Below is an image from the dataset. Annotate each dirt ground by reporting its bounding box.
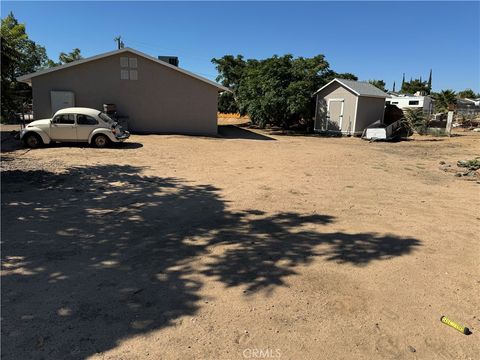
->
[1,123,479,360]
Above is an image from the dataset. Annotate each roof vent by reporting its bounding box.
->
[158,56,179,67]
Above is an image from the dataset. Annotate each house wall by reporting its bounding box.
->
[315,82,357,133]
[31,51,219,135]
[355,97,386,133]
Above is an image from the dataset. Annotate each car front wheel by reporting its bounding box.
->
[23,133,42,148]
[93,134,109,148]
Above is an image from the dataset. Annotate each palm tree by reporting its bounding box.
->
[433,90,457,113]
[402,108,428,135]
[58,48,83,64]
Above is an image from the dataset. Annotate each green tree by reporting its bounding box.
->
[236,54,333,129]
[213,53,357,128]
[58,48,83,64]
[1,12,49,121]
[1,35,20,120]
[458,89,478,99]
[427,69,432,92]
[45,48,84,68]
[332,72,358,81]
[401,78,429,95]
[368,79,386,92]
[45,59,59,68]
[432,90,457,113]
[211,55,246,113]
[402,108,428,135]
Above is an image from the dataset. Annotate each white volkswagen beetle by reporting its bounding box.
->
[20,107,130,148]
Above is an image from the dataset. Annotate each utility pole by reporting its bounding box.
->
[114,36,124,49]
[427,69,432,92]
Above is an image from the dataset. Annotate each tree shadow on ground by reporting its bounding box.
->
[1,165,420,359]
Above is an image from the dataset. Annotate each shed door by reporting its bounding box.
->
[50,91,75,115]
[327,99,344,131]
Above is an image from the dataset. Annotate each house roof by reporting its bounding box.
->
[17,47,230,92]
[314,78,389,98]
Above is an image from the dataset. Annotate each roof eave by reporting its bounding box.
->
[359,94,390,99]
[17,76,32,84]
[313,78,389,98]
[313,78,361,96]
[218,86,231,93]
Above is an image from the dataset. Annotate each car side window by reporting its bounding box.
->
[53,114,75,124]
[77,114,98,125]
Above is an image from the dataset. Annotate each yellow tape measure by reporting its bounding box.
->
[440,316,471,335]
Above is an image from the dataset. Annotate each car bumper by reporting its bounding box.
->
[115,131,130,141]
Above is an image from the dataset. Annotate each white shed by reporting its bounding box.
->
[314,79,389,135]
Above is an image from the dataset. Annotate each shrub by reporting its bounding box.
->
[401,108,429,135]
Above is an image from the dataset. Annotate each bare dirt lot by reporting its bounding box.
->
[2,124,479,359]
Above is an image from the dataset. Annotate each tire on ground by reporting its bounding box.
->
[92,134,110,148]
[23,133,43,148]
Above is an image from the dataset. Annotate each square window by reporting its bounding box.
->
[129,57,138,68]
[120,69,129,80]
[129,70,138,80]
[120,57,129,67]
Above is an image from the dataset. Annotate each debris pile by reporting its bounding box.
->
[439,157,480,180]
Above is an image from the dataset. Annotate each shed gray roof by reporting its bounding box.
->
[314,78,389,98]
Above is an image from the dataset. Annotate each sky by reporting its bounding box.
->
[2,1,479,92]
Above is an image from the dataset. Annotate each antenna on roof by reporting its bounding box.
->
[114,36,124,50]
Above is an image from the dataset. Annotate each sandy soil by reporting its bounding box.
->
[1,124,479,360]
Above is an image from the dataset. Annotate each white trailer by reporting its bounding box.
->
[362,120,403,141]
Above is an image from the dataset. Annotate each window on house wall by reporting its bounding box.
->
[120,56,138,80]
[129,57,138,68]
[120,57,129,67]
[408,100,419,105]
[120,69,129,80]
[391,101,398,104]
[129,70,138,80]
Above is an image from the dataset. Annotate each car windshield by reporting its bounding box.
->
[98,112,115,124]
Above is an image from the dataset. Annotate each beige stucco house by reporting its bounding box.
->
[17,48,229,135]
[314,78,388,135]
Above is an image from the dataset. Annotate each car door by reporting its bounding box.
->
[76,114,99,141]
[50,114,77,141]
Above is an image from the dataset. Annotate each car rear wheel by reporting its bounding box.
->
[93,134,109,148]
[23,133,42,148]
